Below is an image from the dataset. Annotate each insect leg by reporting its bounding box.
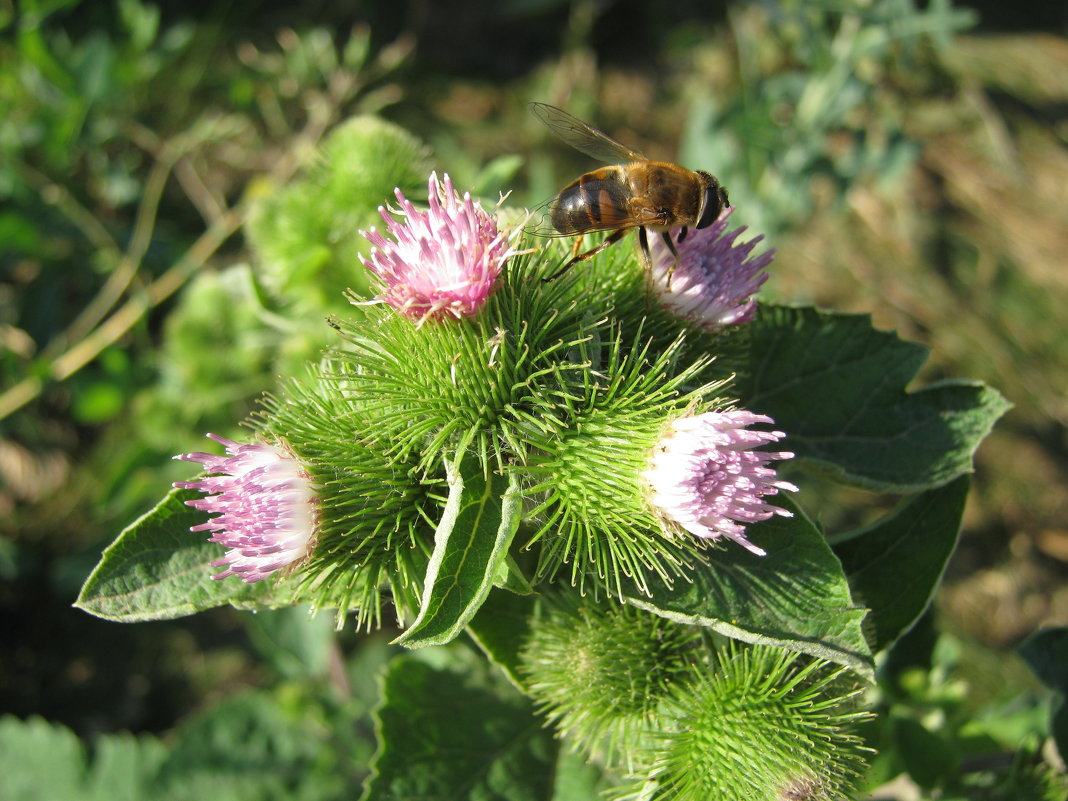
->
[660,230,682,290]
[638,226,651,268]
[570,234,585,259]
[542,229,627,282]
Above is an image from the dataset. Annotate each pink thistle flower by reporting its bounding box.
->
[360,172,514,324]
[643,411,798,556]
[649,208,775,330]
[174,434,317,582]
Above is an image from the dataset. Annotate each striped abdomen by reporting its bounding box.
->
[548,163,709,235]
[549,166,636,234]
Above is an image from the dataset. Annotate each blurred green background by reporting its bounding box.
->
[2,0,1066,797]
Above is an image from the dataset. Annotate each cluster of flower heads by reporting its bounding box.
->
[176,173,793,586]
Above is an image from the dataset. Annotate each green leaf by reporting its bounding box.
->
[117,0,161,53]
[1019,627,1068,695]
[72,378,126,424]
[0,715,86,801]
[467,588,539,690]
[737,306,1010,492]
[85,730,169,801]
[394,458,523,648]
[471,153,524,198]
[0,715,167,801]
[893,716,959,790]
[243,604,337,681]
[74,487,271,621]
[833,477,970,653]
[496,553,536,596]
[362,652,555,801]
[156,690,337,800]
[551,748,610,800]
[625,497,873,679]
[1018,627,1068,760]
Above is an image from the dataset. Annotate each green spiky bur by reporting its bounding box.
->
[328,245,737,600]
[119,227,748,632]
[519,331,731,597]
[246,116,433,313]
[631,644,872,801]
[519,600,872,800]
[519,596,703,769]
[255,366,444,629]
[331,247,600,471]
[190,235,737,628]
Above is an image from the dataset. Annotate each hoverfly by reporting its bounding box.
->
[529,102,729,282]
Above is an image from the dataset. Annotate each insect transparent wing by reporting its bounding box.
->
[530,102,646,165]
[523,203,572,238]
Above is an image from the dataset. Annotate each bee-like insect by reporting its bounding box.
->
[529,102,729,282]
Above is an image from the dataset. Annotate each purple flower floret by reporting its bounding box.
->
[174,434,317,582]
[649,208,775,330]
[643,411,798,556]
[360,172,513,324]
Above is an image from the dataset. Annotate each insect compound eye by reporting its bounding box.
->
[695,173,727,229]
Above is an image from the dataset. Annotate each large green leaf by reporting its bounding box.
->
[833,476,970,653]
[737,306,1009,492]
[74,487,274,621]
[362,653,555,801]
[625,497,873,678]
[395,457,523,648]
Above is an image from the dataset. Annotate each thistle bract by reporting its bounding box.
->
[520,599,701,767]
[360,171,513,323]
[644,410,797,556]
[636,644,870,801]
[174,434,317,582]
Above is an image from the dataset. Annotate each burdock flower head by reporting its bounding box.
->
[650,208,774,330]
[360,171,513,324]
[174,434,317,582]
[644,411,798,556]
